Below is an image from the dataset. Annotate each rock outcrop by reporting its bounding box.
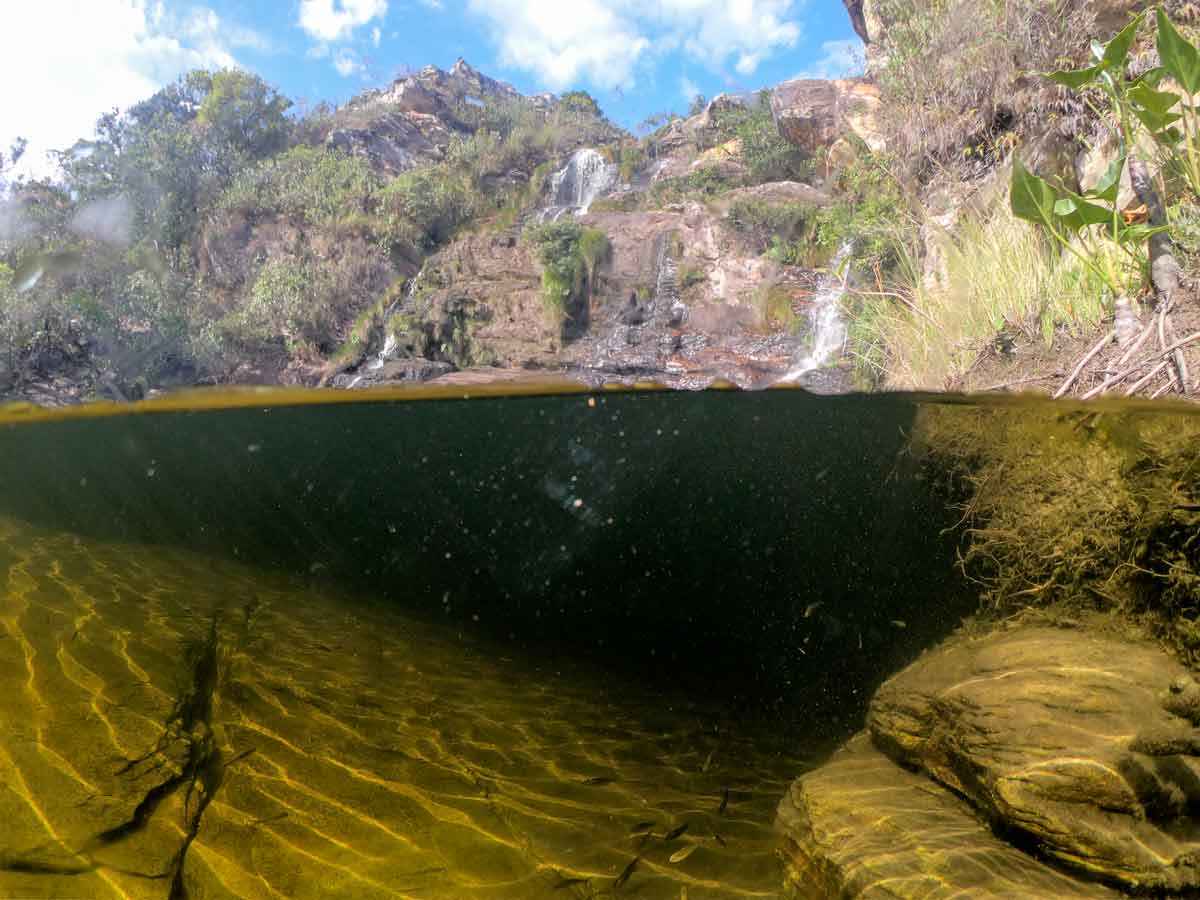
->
[779,625,1200,896]
[778,733,1120,898]
[770,79,884,155]
[325,59,555,176]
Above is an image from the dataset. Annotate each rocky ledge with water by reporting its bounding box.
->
[778,622,1200,897]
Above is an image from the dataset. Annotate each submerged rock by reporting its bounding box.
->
[868,626,1200,892]
[781,624,1200,895]
[777,732,1120,898]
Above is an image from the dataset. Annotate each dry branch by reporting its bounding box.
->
[1054,330,1114,399]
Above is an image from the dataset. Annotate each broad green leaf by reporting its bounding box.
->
[1053,194,1112,232]
[1116,222,1171,244]
[1128,80,1182,116]
[1010,158,1060,229]
[1086,154,1125,204]
[1157,7,1200,96]
[1101,13,1144,71]
[1133,65,1168,88]
[1131,103,1183,137]
[1046,65,1102,90]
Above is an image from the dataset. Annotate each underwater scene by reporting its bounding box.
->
[0,384,1196,900]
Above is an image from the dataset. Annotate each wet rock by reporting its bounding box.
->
[869,626,1200,892]
[777,733,1120,899]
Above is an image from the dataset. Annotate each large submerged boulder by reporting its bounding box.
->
[778,733,1120,898]
[780,625,1200,896]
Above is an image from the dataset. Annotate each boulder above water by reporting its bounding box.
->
[780,624,1200,896]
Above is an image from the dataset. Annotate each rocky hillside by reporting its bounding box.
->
[0,48,884,404]
[4,0,1198,404]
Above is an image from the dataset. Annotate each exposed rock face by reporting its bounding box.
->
[867,626,1200,892]
[346,185,845,390]
[777,733,1120,898]
[770,79,884,155]
[324,59,536,175]
[780,625,1200,896]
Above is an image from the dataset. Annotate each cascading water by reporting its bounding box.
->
[781,241,853,380]
[537,148,618,221]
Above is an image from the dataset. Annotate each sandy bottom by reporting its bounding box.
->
[0,516,810,900]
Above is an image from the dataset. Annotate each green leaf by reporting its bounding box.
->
[1101,13,1144,71]
[1046,65,1102,90]
[1133,65,1169,88]
[1115,222,1172,245]
[1157,7,1200,96]
[1086,154,1125,204]
[1128,80,1180,115]
[1053,194,1112,232]
[1131,103,1183,137]
[1010,158,1060,230]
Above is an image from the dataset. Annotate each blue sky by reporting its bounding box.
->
[2,0,863,178]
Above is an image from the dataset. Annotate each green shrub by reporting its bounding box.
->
[218,145,381,225]
[814,146,911,273]
[526,222,610,329]
[727,198,820,256]
[847,211,1105,389]
[378,167,475,254]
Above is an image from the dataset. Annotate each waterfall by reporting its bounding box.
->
[782,241,852,380]
[538,149,617,221]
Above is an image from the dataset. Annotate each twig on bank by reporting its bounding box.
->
[1167,316,1192,393]
[982,373,1062,391]
[1054,330,1115,399]
[1151,378,1175,399]
[1080,332,1200,399]
[1124,360,1168,396]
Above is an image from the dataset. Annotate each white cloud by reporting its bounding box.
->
[418,0,444,9]
[679,76,701,104]
[371,26,382,47]
[467,0,801,91]
[333,49,366,77]
[0,1,249,181]
[794,38,865,79]
[298,0,387,42]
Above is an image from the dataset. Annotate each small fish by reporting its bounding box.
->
[580,775,614,786]
[891,619,907,629]
[663,823,688,841]
[630,821,655,834]
[668,844,699,863]
[552,872,590,890]
[613,855,640,889]
[803,601,823,618]
[701,749,714,772]
[718,787,729,815]
[711,831,727,847]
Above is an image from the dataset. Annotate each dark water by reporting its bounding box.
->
[0,383,1099,899]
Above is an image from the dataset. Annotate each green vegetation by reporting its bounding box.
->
[0,62,624,394]
[526,222,610,331]
[848,211,1103,388]
[707,93,812,183]
[727,197,823,265]
[752,284,801,333]
[218,146,381,225]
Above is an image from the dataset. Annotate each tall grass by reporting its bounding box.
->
[848,211,1108,389]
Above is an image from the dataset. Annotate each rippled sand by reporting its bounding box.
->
[0,517,809,899]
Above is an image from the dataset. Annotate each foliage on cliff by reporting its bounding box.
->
[0,65,619,396]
